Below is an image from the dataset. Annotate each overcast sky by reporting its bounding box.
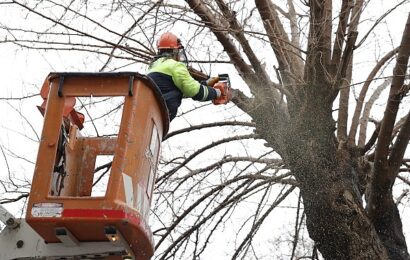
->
[0,1,409,257]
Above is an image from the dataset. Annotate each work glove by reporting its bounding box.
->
[206,76,220,87]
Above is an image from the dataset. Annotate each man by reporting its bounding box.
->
[147,32,223,121]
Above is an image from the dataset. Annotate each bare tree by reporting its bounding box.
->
[179,1,410,259]
[1,1,410,259]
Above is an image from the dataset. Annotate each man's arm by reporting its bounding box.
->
[172,62,219,101]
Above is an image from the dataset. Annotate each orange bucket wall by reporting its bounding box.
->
[25,72,169,259]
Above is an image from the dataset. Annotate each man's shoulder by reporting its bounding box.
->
[163,58,185,67]
[149,58,188,78]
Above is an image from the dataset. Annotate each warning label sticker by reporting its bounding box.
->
[31,203,63,218]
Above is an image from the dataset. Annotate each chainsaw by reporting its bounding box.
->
[212,74,231,105]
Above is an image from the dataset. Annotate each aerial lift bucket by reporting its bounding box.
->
[25,72,169,259]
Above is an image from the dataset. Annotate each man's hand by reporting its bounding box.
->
[206,76,219,87]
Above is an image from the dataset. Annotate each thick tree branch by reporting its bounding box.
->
[336,31,357,86]
[367,14,410,259]
[337,60,353,141]
[286,0,302,55]
[255,0,304,98]
[349,48,399,146]
[362,122,381,154]
[304,0,332,87]
[358,79,392,147]
[290,191,304,260]
[389,112,410,176]
[333,0,363,100]
[373,14,410,185]
[331,0,352,73]
[348,0,364,32]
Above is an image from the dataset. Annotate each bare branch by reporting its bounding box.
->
[231,186,296,259]
[185,0,261,88]
[99,0,164,71]
[358,79,392,147]
[158,178,293,259]
[154,175,252,249]
[337,60,353,141]
[373,14,410,184]
[286,0,302,54]
[290,191,303,260]
[11,0,151,60]
[0,193,29,204]
[362,121,381,154]
[0,93,39,101]
[350,48,399,146]
[157,133,259,184]
[356,0,409,48]
[389,111,410,175]
[164,120,256,140]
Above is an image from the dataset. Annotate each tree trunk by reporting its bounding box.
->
[300,175,388,259]
[294,162,389,259]
[257,93,391,259]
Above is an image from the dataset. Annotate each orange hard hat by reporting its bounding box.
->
[157,32,182,49]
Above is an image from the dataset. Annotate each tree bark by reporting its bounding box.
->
[367,13,410,260]
[282,94,389,259]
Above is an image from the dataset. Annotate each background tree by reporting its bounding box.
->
[0,1,410,259]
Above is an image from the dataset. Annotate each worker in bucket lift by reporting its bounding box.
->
[147,32,226,121]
